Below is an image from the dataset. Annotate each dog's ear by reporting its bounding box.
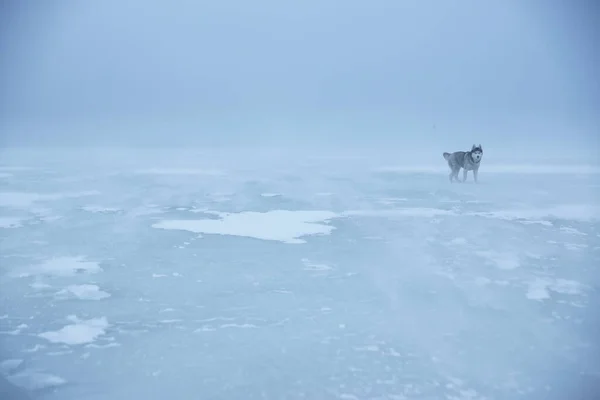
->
[472,144,476,150]
[478,144,482,150]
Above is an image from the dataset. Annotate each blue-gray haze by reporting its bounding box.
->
[1,0,598,156]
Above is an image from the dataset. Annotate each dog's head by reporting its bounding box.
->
[471,144,483,162]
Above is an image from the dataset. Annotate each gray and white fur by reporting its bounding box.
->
[443,144,483,183]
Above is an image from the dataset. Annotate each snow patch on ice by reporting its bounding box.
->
[476,250,520,270]
[0,359,23,374]
[472,205,600,223]
[6,370,67,391]
[23,344,45,353]
[56,284,110,300]
[301,258,333,271]
[1,324,28,335]
[38,316,109,345]
[0,217,25,228]
[448,237,468,246]
[81,205,120,213]
[134,168,225,176]
[0,190,99,208]
[526,280,552,301]
[30,206,57,219]
[377,197,409,205]
[194,322,258,332]
[0,166,33,171]
[16,256,102,278]
[526,278,586,301]
[344,208,455,218]
[125,204,164,218]
[30,281,52,290]
[564,243,588,251]
[559,226,587,236]
[153,210,337,244]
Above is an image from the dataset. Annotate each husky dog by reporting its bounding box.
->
[443,144,483,183]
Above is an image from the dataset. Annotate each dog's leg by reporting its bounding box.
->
[450,167,459,183]
[448,164,456,183]
[473,168,478,183]
[462,169,468,183]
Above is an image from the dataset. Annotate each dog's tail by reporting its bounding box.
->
[443,152,451,161]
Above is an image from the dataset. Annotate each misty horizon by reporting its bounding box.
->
[1,0,598,153]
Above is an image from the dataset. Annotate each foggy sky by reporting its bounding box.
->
[0,0,598,151]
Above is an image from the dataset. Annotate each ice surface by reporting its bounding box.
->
[1,149,599,400]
